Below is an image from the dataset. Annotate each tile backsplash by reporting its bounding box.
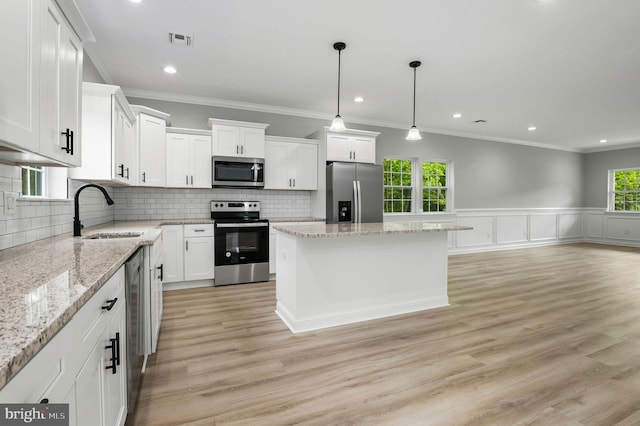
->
[1,161,312,251]
[0,164,115,250]
[113,187,311,220]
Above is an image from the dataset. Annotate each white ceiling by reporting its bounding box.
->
[75,0,640,152]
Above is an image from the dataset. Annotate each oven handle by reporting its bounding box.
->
[215,223,269,228]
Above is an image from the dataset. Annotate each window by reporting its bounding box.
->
[610,168,640,212]
[422,161,448,212]
[383,159,413,213]
[383,158,451,214]
[21,166,44,197]
[20,166,68,199]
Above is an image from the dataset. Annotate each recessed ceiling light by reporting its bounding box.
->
[353,96,364,103]
[600,139,608,143]
[163,65,177,74]
[452,113,462,119]
[528,126,537,131]
[130,0,141,3]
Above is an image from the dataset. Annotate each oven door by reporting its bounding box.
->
[213,156,264,188]
[214,222,269,266]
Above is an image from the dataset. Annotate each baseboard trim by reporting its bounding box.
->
[163,279,214,291]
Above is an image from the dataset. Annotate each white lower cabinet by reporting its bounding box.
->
[146,238,164,354]
[162,224,215,284]
[0,266,127,426]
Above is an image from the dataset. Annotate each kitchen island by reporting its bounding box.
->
[273,221,472,333]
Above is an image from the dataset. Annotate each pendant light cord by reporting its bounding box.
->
[412,66,417,127]
[337,49,342,116]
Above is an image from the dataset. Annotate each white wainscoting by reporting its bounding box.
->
[583,211,640,247]
[384,208,640,254]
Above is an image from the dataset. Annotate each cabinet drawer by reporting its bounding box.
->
[184,224,214,237]
[73,267,125,366]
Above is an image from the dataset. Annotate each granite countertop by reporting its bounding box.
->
[0,219,213,390]
[272,221,473,238]
[266,217,325,223]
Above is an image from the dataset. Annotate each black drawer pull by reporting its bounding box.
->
[157,264,164,281]
[102,297,118,311]
[105,338,117,374]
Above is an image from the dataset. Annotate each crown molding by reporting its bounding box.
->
[582,140,640,153]
[119,87,640,154]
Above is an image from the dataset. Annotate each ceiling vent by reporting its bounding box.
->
[474,119,487,124]
[169,32,193,47]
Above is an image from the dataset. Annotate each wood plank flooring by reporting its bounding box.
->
[127,243,640,426]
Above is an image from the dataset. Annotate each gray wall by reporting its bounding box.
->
[82,52,106,84]
[128,97,585,209]
[583,147,640,208]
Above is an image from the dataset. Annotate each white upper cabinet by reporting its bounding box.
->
[264,136,318,190]
[39,0,83,166]
[166,128,212,189]
[69,83,137,185]
[0,0,40,154]
[131,106,170,187]
[0,0,90,166]
[208,118,269,159]
[326,133,376,164]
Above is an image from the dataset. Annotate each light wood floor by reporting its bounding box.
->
[127,243,640,426]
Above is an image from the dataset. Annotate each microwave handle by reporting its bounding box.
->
[253,164,258,183]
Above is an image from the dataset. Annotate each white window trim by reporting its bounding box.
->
[608,167,640,213]
[383,157,454,215]
[20,166,69,200]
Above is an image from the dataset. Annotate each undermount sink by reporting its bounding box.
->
[83,232,144,240]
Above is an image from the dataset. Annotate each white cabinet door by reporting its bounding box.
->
[264,141,290,189]
[112,101,129,184]
[0,0,40,153]
[351,136,376,164]
[190,135,212,188]
[326,133,352,162]
[75,338,105,426]
[292,143,318,190]
[166,134,190,188]
[57,18,82,166]
[138,113,167,187]
[212,125,240,156]
[184,237,215,281]
[39,0,82,166]
[149,240,164,353]
[241,127,265,158]
[123,116,137,185]
[102,301,127,426]
[161,225,184,283]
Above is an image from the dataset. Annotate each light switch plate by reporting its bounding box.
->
[3,191,18,215]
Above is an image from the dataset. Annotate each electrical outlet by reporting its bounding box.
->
[3,191,19,215]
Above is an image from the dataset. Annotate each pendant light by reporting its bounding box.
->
[406,60,422,141]
[330,42,347,132]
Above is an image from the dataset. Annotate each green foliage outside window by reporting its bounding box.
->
[613,169,640,211]
[423,162,447,212]
[383,159,412,213]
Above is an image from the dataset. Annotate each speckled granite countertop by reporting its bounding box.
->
[266,217,325,223]
[273,221,472,238]
[0,219,213,390]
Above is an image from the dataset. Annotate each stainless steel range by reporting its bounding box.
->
[211,201,269,286]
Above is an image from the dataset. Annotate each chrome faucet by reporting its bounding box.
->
[74,183,114,237]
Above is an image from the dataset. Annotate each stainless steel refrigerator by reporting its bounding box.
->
[326,162,383,224]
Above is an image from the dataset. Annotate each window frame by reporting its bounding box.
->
[20,166,69,200]
[383,157,417,214]
[21,166,45,198]
[383,157,453,215]
[608,167,640,213]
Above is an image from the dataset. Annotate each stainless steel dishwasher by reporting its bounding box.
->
[125,247,145,412]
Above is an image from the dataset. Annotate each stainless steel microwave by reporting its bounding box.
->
[212,156,264,188]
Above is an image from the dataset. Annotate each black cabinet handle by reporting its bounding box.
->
[157,264,164,281]
[61,129,72,154]
[142,172,146,183]
[105,337,117,374]
[118,164,125,177]
[115,332,121,366]
[69,130,74,155]
[102,297,118,311]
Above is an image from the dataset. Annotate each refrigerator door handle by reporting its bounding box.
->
[356,180,362,223]
[353,180,359,223]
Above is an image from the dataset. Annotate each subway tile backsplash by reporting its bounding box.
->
[1,162,311,251]
[113,187,311,220]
